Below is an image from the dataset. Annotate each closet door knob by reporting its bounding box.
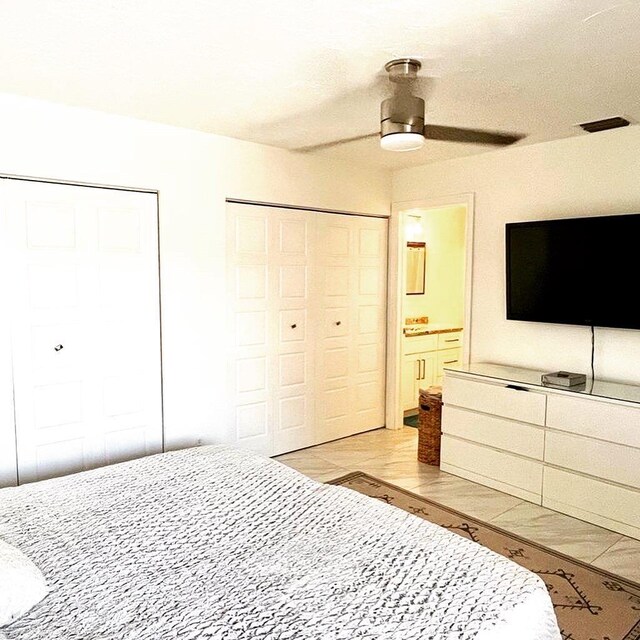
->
[335,321,341,326]
[291,323,297,329]
[54,344,64,352]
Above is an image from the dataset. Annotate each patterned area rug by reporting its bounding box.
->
[329,472,640,640]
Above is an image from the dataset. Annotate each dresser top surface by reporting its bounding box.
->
[445,362,640,406]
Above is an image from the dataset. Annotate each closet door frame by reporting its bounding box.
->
[0,205,17,486]
[226,199,389,456]
[0,174,164,487]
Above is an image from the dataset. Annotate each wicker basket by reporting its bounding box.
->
[417,386,443,466]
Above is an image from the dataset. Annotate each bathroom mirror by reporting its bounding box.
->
[406,242,426,295]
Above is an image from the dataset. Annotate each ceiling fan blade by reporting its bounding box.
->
[294,132,379,152]
[423,124,524,146]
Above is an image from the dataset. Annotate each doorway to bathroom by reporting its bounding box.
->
[386,194,474,431]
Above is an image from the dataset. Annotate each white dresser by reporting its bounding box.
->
[441,363,640,540]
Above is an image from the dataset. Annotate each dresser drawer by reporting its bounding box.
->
[442,405,544,459]
[546,395,640,448]
[438,331,462,350]
[443,375,546,425]
[545,431,640,489]
[543,467,640,537]
[441,435,543,501]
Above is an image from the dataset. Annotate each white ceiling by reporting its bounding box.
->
[1,0,639,169]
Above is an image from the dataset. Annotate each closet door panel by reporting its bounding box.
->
[227,207,271,454]
[350,218,387,433]
[0,376,17,486]
[270,211,315,455]
[315,214,352,442]
[7,188,99,480]
[315,214,387,443]
[0,208,18,485]
[3,180,162,483]
[226,204,316,456]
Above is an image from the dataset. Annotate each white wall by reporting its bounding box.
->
[0,92,390,451]
[393,126,640,384]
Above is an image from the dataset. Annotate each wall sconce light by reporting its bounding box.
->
[406,215,423,241]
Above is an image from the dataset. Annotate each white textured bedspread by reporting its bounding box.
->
[0,445,560,639]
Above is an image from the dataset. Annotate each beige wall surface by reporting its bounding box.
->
[0,92,391,450]
[393,126,640,384]
[402,205,466,327]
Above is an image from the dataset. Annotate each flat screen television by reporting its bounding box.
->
[506,213,640,330]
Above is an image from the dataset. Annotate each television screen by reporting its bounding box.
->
[506,213,640,330]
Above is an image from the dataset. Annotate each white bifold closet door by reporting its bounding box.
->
[315,213,387,443]
[0,179,163,484]
[227,202,387,457]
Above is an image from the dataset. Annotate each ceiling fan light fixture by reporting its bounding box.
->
[380,132,425,152]
[300,57,526,154]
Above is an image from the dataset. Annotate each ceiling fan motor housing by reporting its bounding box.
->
[381,58,425,140]
[380,95,425,137]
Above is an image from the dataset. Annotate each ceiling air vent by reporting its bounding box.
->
[578,116,630,133]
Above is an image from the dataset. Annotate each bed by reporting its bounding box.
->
[0,445,560,639]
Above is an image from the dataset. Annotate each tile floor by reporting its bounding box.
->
[274,426,640,583]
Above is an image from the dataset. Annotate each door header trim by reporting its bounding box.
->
[1,173,157,195]
[226,198,389,219]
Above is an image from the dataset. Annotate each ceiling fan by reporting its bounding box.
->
[301,58,525,152]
